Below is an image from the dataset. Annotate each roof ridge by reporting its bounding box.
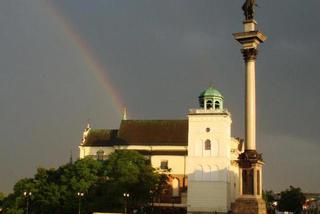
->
[121,119,187,122]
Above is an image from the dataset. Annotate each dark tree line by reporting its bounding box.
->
[278,186,306,213]
[264,186,306,214]
[1,150,168,214]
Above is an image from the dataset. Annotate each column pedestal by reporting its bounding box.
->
[232,197,266,214]
[232,150,266,214]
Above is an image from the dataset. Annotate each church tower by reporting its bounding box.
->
[187,86,236,213]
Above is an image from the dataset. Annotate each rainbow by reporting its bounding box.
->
[45,1,125,116]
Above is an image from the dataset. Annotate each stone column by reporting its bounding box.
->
[232,18,267,214]
[243,48,258,151]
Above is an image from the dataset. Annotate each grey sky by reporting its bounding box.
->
[0,0,319,193]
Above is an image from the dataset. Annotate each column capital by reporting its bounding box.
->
[241,48,258,61]
[238,150,263,168]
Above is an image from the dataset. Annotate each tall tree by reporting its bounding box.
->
[263,190,276,214]
[1,151,168,214]
[1,178,35,214]
[100,150,168,212]
[0,192,5,206]
[278,186,306,213]
[56,157,103,213]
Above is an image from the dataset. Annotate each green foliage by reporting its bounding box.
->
[1,151,167,214]
[0,192,5,210]
[86,150,167,212]
[0,192,5,200]
[1,178,34,214]
[263,190,276,214]
[278,186,306,213]
[263,190,275,204]
[0,192,5,205]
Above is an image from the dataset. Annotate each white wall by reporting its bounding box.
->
[79,146,115,159]
[151,155,186,175]
[187,111,237,213]
[188,181,229,213]
[79,145,187,176]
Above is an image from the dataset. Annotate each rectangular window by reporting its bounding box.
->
[160,160,168,169]
[97,150,104,161]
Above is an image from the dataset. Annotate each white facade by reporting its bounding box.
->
[186,108,240,213]
[79,145,187,176]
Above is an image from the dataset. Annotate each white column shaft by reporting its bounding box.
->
[245,59,256,150]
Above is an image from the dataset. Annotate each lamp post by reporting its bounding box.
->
[23,191,32,214]
[171,197,175,214]
[77,192,84,214]
[272,201,278,213]
[149,190,154,214]
[123,192,130,214]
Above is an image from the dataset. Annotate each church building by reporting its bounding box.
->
[79,86,243,213]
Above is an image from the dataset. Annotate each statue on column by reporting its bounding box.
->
[242,0,257,20]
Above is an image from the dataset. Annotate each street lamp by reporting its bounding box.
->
[171,197,175,214]
[23,191,32,214]
[77,192,84,214]
[149,190,154,213]
[272,201,278,213]
[123,192,130,214]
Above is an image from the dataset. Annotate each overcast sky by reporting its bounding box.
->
[0,0,319,193]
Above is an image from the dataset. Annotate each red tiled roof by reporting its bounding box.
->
[83,120,188,147]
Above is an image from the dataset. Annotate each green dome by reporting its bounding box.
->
[199,86,223,98]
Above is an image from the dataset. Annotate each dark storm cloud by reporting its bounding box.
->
[0,0,319,193]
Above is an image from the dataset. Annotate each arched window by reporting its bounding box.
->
[206,100,213,109]
[215,101,220,110]
[96,150,104,161]
[205,139,211,150]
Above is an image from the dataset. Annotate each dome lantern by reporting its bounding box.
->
[199,86,224,110]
